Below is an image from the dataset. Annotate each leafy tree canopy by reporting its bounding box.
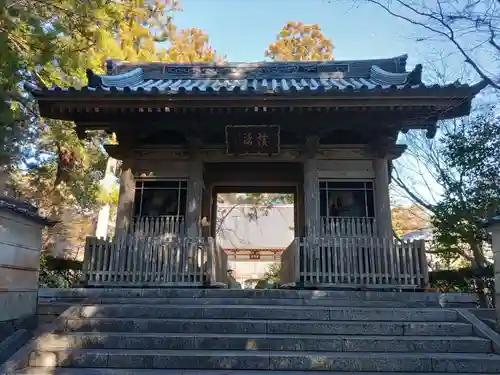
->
[265,22,334,61]
[392,204,430,237]
[432,109,500,268]
[2,0,219,255]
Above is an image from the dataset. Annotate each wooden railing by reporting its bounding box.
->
[280,239,300,287]
[280,237,429,289]
[130,216,185,236]
[206,239,229,288]
[320,216,377,237]
[83,234,227,287]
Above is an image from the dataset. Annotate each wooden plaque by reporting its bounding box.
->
[225,125,280,156]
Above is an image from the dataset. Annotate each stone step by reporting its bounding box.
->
[38,297,84,303]
[12,369,499,375]
[36,299,435,318]
[483,318,498,332]
[471,309,496,320]
[38,304,70,315]
[38,332,492,353]
[61,297,436,308]
[59,318,474,336]
[37,288,476,306]
[0,329,33,364]
[71,304,459,322]
[28,349,500,372]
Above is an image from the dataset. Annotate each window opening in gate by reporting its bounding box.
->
[319,181,375,237]
[319,181,374,218]
[132,179,188,235]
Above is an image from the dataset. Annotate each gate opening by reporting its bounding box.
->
[215,192,295,289]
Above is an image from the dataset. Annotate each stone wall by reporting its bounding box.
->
[491,225,500,326]
[486,217,500,328]
[0,210,44,336]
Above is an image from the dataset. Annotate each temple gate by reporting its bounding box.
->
[27,54,484,289]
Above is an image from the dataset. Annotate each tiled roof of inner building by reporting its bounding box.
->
[0,197,56,225]
[26,54,485,97]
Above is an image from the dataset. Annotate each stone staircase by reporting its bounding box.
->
[5,288,500,374]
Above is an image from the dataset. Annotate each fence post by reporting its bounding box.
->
[294,238,300,285]
[82,237,95,285]
[205,237,215,286]
[485,218,500,327]
[419,240,430,288]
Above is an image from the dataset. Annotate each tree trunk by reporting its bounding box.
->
[45,187,63,255]
[470,241,489,308]
[474,275,489,308]
[0,165,11,197]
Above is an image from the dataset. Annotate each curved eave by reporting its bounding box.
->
[28,60,417,96]
[104,144,121,159]
[0,198,57,226]
[28,82,483,100]
[485,215,500,229]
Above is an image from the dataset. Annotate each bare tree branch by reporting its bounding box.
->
[392,166,436,212]
[348,0,499,90]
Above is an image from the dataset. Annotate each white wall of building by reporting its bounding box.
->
[0,211,43,323]
[228,261,278,285]
[217,204,294,249]
[217,203,294,283]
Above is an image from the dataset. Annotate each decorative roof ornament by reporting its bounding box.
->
[101,54,409,81]
[106,59,115,75]
[406,64,423,87]
[86,69,101,88]
[77,55,423,94]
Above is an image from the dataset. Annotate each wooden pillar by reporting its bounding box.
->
[95,158,118,239]
[115,161,135,235]
[303,136,320,238]
[186,138,204,238]
[200,184,213,237]
[373,158,392,238]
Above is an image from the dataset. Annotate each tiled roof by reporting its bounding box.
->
[484,214,500,228]
[84,65,416,94]
[25,54,486,97]
[87,55,416,94]
[0,197,56,226]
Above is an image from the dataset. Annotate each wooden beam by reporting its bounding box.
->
[365,128,400,158]
[186,136,203,157]
[304,135,321,158]
[38,95,464,109]
[48,105,447,129]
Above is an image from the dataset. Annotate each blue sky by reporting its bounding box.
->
[171,0,498,208]
[173,0,421,65]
